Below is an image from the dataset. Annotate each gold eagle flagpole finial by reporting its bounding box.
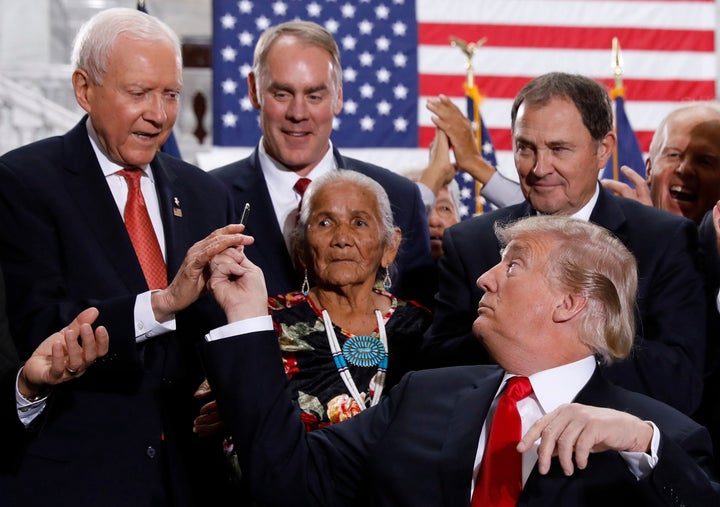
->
[450,37,487,89]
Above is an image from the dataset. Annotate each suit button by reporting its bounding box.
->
[146,446,157,459]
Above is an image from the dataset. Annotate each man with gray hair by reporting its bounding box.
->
[201,215,720,506]
[0,8,247,506]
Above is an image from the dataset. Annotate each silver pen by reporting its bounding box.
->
[239,202,251,226]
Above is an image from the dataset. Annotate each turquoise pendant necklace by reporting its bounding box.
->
[322,309,388,409]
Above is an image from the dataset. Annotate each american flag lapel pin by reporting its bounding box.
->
[173,197,183,217]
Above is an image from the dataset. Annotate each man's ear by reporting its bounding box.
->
[247,72,261,110]
[333,83,344,116]
[552,292,587,323]
[72,69,92,114]
[595,131,616,169]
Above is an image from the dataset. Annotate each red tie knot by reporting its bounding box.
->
[117,167,143,185]
[293,177,312,198]
[504,376,533,403]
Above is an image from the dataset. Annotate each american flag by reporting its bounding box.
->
[211,0,716,185]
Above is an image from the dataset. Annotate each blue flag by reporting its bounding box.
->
[137,0,183,160]
[212,0,419,148]
[602,95,645,183]
[454,88,498,219]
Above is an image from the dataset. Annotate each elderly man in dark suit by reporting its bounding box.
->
[0,8,249,507]
[201,215,719,506]
[211,21,434,306]
[422,72,706,417]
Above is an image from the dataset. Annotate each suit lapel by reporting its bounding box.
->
[439,369,504,506]
[61,120,147,292]
[588,186,626,237]
[151,155,186,278]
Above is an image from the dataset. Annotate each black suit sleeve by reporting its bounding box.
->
[204,331,401,507]
[0,267,32,468]
[643,428,720,505]
[420,216,500,367]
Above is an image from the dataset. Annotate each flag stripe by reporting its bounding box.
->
[418,46,715,80]
[419,75,716,102]
[416,0,714,29]
[419,24,714,52]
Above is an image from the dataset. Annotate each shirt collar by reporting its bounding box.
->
[257,137,337,191]
[501,355,597,414]
[571,183,600,221]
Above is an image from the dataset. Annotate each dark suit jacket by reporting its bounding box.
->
[211,147,435,306]
[0,119,235,507]
[0,268,28,469]
[204,331,719,507]
[422,187,707,415]
[697,210,720,471]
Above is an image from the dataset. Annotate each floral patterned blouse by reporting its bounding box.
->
[269,289,432,431]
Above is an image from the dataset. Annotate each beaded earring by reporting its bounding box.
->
[301,269,310,296]
[382,267,392,291]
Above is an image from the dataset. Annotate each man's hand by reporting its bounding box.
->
[151,224,255,321]
[600,165,653,206]
[426,94,498,184]
[419,128,456,195]
[517,403,654,476]
[18,307,109,398]
[207,246,268,322]
[193,378,225,438]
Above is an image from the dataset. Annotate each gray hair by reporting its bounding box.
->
[252,20,343,101]
[71,7,182,85]
[293,170,397,279]
[496,216,637,364]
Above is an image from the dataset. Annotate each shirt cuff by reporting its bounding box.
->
[134,290,176,343]
[205,315,274,342]
[620,421,660,479]
[15,369,48,427]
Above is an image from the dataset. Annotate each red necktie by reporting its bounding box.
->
[293,177,312,223]
[117,168,168,290]
[472,376,534,507]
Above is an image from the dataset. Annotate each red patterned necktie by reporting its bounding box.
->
[293,177,312,223]
[117,168,168,290]
[472,376,534,507]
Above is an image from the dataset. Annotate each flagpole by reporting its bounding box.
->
[610,37,624,181]
[451,37,486,214]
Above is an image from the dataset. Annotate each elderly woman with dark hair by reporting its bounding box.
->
[274,170,431,429]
